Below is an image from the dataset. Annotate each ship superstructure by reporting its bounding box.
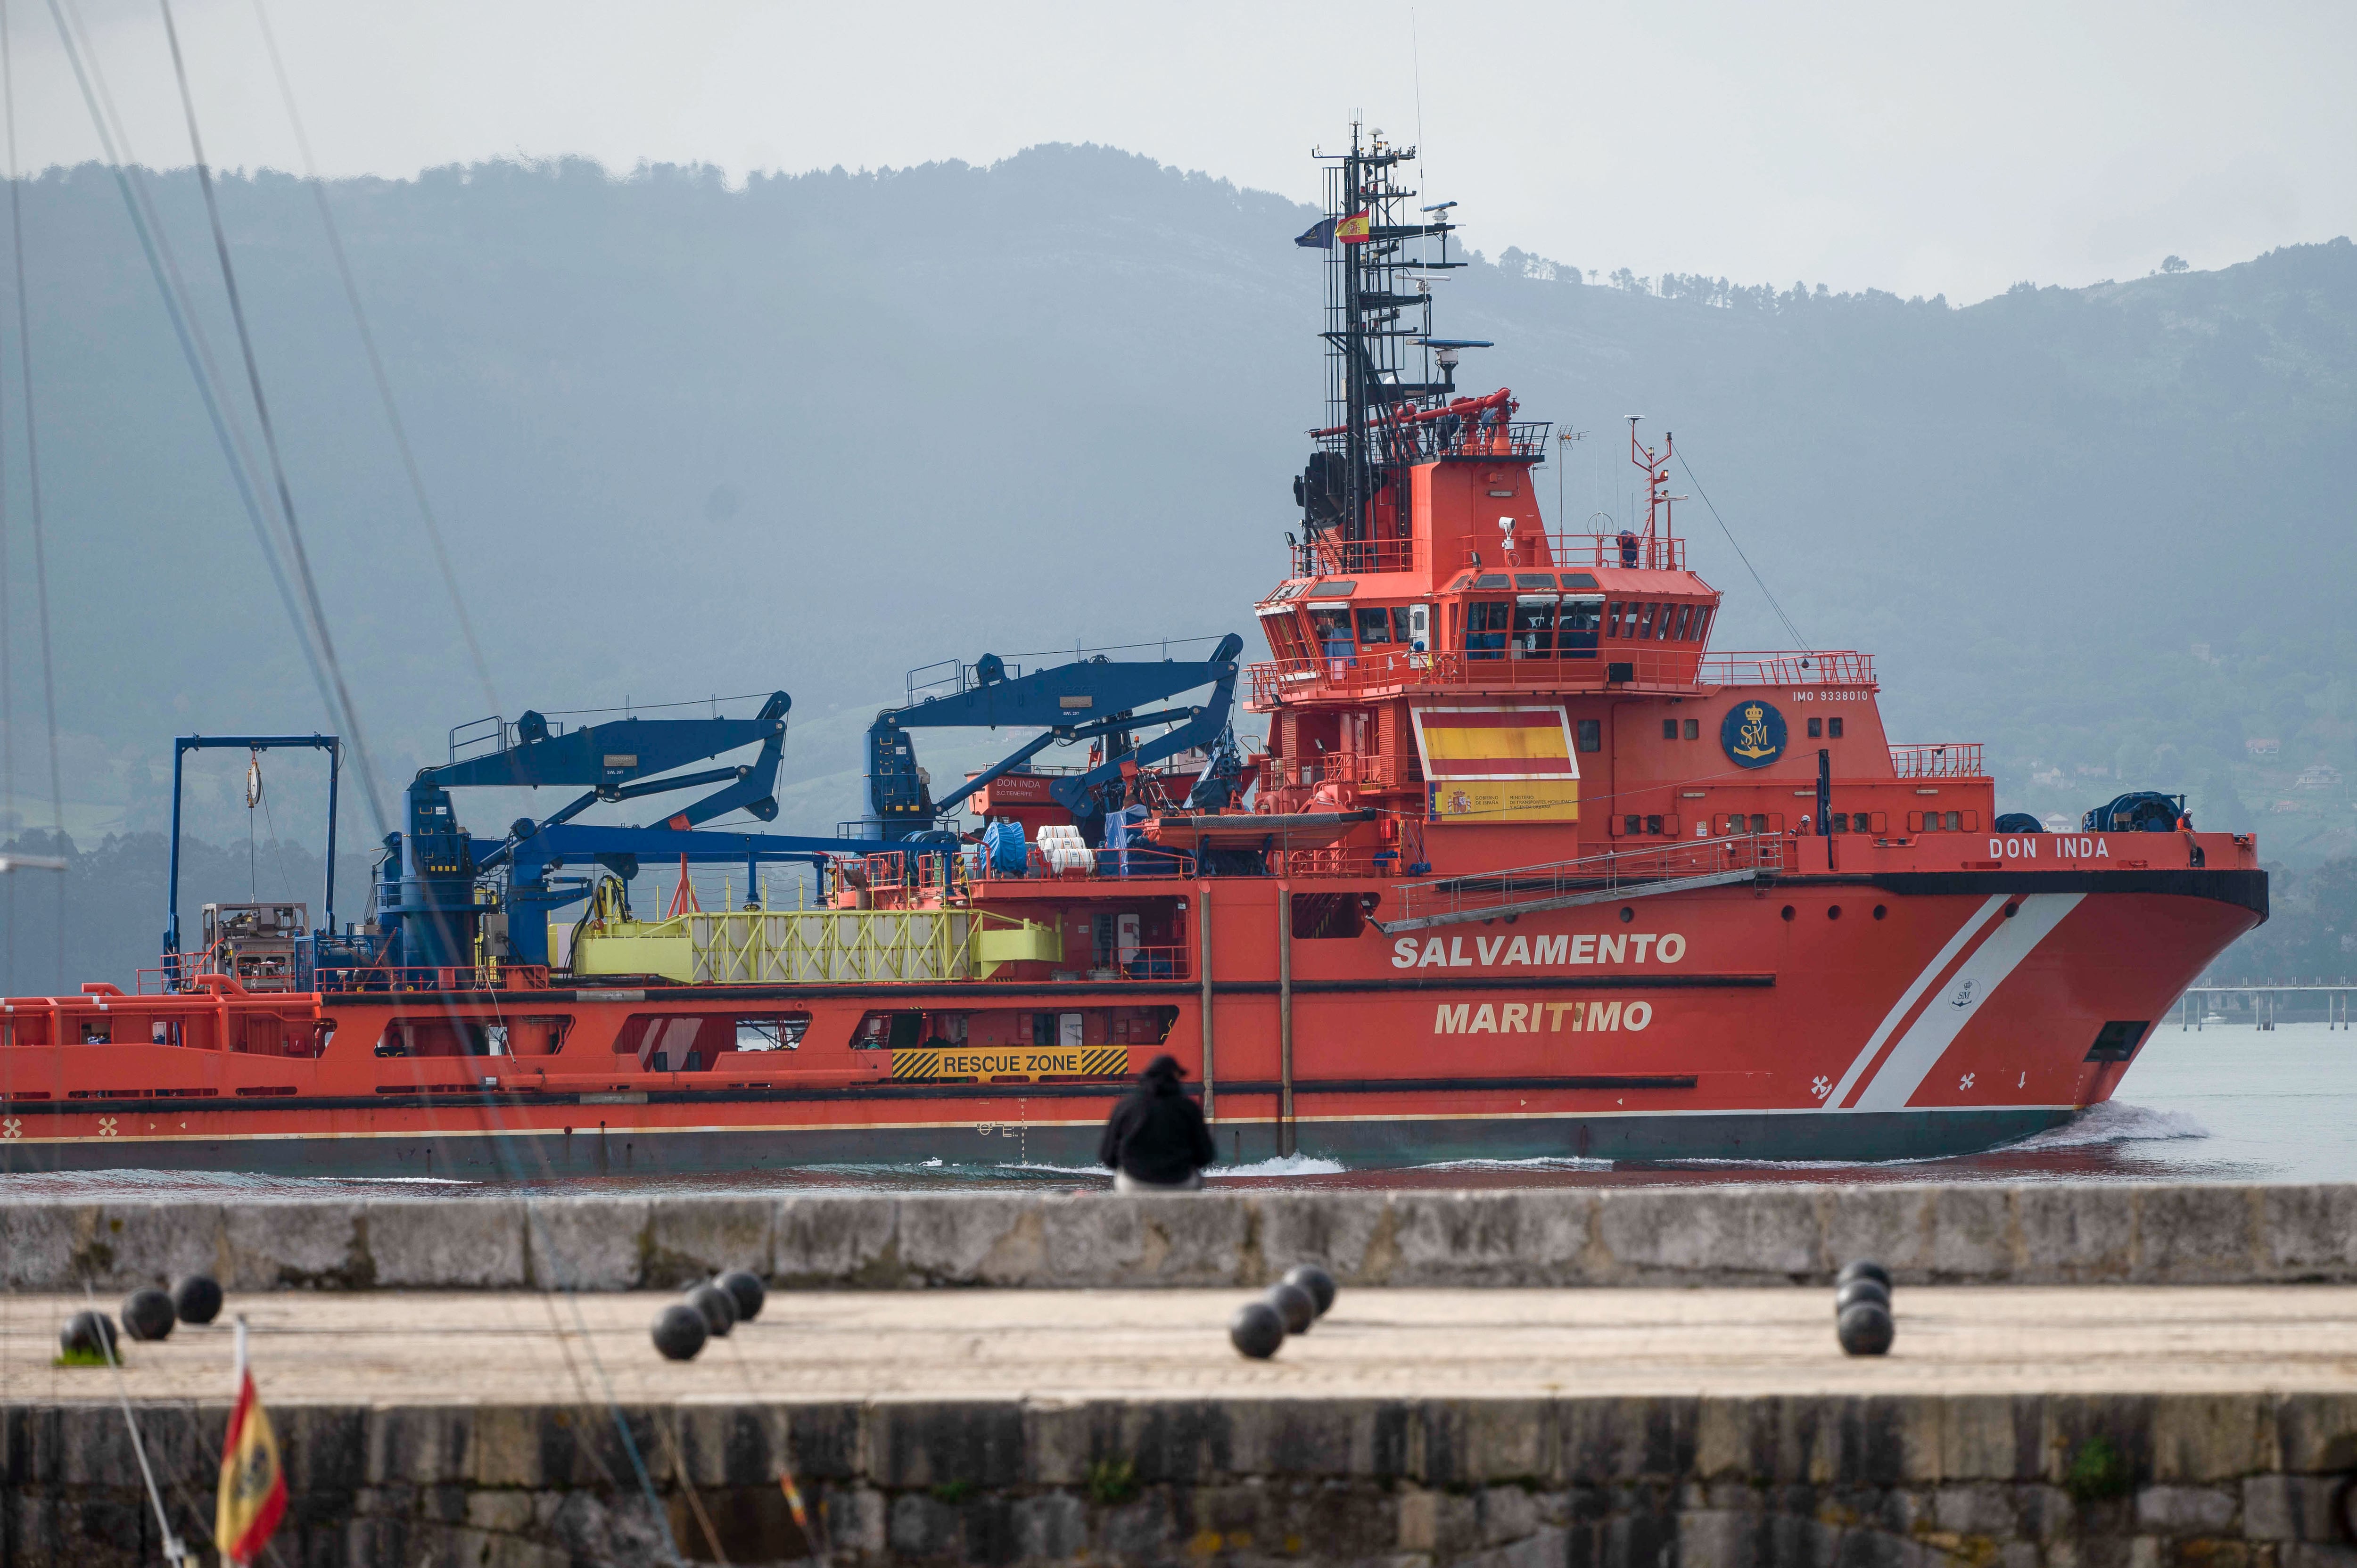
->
[0,130,2263,1177]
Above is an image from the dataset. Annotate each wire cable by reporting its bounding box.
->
[0,4,16,991]
[1,0,66,988]
[246,0,499,719]
[40,0,335,766]
[153,0,391,837]
[1675,447,1808,649]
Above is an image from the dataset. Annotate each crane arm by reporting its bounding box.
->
[866,635,1244,840]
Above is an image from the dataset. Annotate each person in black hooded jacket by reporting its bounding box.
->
[1098,1053,1217,1191]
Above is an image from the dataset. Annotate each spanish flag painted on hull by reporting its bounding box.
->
[217,1319,287,1566]
[1411,705,1580,822]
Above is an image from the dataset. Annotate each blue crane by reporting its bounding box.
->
[384,694,901,971]
[866,634,1247,845]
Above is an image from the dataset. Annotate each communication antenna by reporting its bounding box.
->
[1556,427,1586,528]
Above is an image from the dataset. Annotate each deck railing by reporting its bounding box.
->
[1385,834,1787,928]
[1888,743,1986,779]
[1699,650,1876,686]
[1250,647,1876,704]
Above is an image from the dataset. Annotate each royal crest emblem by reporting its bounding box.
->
[1719,698,1788,769]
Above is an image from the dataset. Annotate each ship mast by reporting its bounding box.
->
[1306,122,1464,574]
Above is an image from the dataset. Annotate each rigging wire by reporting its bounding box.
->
[153,0,390,837]
[530,635,1235,721]
[1675,446,1810,650]
[1,0,66,988]
[0,10,14,991]
[247,0,499,718]
[41,0,334,763]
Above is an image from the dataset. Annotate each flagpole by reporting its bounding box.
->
[88,1284,189,1566]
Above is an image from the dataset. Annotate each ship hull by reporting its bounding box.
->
[0,854,2262,1177]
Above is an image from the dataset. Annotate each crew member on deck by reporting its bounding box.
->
[1098,1054,1217,1192]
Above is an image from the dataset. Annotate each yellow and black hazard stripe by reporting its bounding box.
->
[889,1046,1133,1082]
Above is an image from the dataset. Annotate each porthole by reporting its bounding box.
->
[1618,906,1635,924]
[2003,902,2019,919]
[1872,904,1887,920]
[1827,905,1842,920]
[1780,905,1796,922]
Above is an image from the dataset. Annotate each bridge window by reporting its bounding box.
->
[1355,607,1393,646]
[1262,613,1309,661]
[1690,607,1713,643]
[1309,607,1354,660]
[1511,597,1557,657]
[1559,596,1601,658]
[1466,601,1511,659]
[1514,573,1556,589]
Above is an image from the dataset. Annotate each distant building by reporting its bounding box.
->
[2247,738,2281,757]
[2297,764,2342,790]
[2273,799,2302,813]
[2032,767,2065,787]
[2040,814,2075,833]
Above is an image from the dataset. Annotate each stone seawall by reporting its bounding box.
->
[5,1182,2356,1293]
[9,1391,2356,1567]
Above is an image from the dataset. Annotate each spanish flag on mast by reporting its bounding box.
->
[1335,210,1373,245]
[216,1320,287,1566]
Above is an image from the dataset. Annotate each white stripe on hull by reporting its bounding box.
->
[1850,892,2085,1111]
[1822,894,2006,1108]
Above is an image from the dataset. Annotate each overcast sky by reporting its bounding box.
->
[13,0,2357,304]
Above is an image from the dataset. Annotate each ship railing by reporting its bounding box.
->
[1272,753,1402,790]
[1103,944,1192,981]
[1700,650,1877,686]
[1248,646,1712,703]
[1278,847,1403,879]
[445,714,569,763]
[1316,416,1552,465]
[966,844,1198,886]
[314,964,550,994]
[1546,532,1689,572]
[1384,834,1787,928]
[1889,742,1986,779]
[1293,535,1416,577]
[902,656,1039,705]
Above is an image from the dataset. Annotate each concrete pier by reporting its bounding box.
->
[9,1184,2357,1563]
[5,1180,2357,1293]
[6,1287,2357,1565]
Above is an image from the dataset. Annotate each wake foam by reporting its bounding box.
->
[2006,1101,2210,1150]
[1423,1155,1614,1172]
[1206,1153,1348,1179]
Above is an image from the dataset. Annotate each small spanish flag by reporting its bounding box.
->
[216,1320,287,1566]
[1335,210,1373,245]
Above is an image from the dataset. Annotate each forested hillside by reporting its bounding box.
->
[0,145,2350,985]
